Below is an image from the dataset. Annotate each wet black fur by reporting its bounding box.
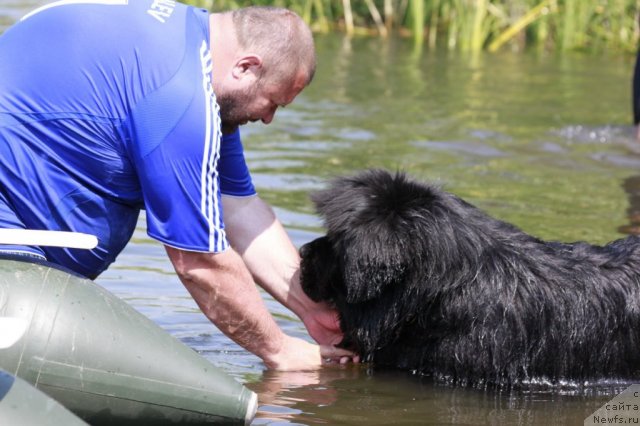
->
[300,169,640,388]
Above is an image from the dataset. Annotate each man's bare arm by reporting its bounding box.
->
[221,195,350,347]
[165,245,353,369]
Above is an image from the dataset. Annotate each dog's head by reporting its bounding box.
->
[301,170,426,304]
[300,169,467,354]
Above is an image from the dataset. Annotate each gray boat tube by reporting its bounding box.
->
[0,368,88,425]
[0,257,257,425]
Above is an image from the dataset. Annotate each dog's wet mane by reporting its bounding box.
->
[300,169,640,389]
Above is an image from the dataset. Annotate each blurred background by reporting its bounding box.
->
[2,1,640,424]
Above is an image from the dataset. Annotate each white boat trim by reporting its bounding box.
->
[0,229,98,249]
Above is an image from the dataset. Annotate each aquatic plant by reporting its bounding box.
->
[191,0,640,53]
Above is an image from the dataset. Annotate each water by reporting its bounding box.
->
[2,2,640,424]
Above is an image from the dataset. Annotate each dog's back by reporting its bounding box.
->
[302,169,640,387]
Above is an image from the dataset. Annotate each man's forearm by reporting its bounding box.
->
[219,194,348,349]
[165,245,286,365]
[221,195,315,318]
[165,245,350,370]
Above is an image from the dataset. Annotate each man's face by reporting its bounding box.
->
[217,83,259,134]
[217,70,307,134]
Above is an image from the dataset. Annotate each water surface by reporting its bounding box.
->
[2,3,640,425]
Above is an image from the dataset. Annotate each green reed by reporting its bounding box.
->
[193,0,640,52]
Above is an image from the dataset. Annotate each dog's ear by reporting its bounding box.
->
[341,235,408,303]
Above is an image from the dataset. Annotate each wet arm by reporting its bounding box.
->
[221,195,347,347]
[165,245,353,368]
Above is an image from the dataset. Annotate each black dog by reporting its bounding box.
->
[300,169,640,388]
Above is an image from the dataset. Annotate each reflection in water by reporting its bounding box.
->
[618,175,640,235]
[251,367,621,426]
[2,3,640,425]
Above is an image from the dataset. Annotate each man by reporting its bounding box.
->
[0,2,356,370]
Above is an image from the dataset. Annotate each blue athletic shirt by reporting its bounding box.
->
[0,0,256,278]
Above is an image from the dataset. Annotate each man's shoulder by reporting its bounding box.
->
[15,1,199,50]
[19,0,192,26]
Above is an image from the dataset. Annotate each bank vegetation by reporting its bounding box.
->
[186,0,639,53]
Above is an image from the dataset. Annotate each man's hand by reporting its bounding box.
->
[300,302,343,346]
[265,335,358,370]
[300,303,360,366]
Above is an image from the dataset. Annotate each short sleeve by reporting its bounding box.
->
[127,13,228,253]
[218,129,256,197]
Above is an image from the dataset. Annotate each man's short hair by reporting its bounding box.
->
[230,6,316,86]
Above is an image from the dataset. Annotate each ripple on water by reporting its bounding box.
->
[412,139,509,158]
[553,124,636,146]
[251,173,326,191]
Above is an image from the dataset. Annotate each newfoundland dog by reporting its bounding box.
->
[300,169,640,388]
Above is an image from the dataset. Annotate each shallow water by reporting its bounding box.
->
[3,2,640,425]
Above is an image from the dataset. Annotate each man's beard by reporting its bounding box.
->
[216,86,258,135]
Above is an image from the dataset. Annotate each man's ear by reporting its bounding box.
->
[231,54,263,81]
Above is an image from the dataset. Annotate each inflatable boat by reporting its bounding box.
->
[0,230,257,425]
[0,368,87,425]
